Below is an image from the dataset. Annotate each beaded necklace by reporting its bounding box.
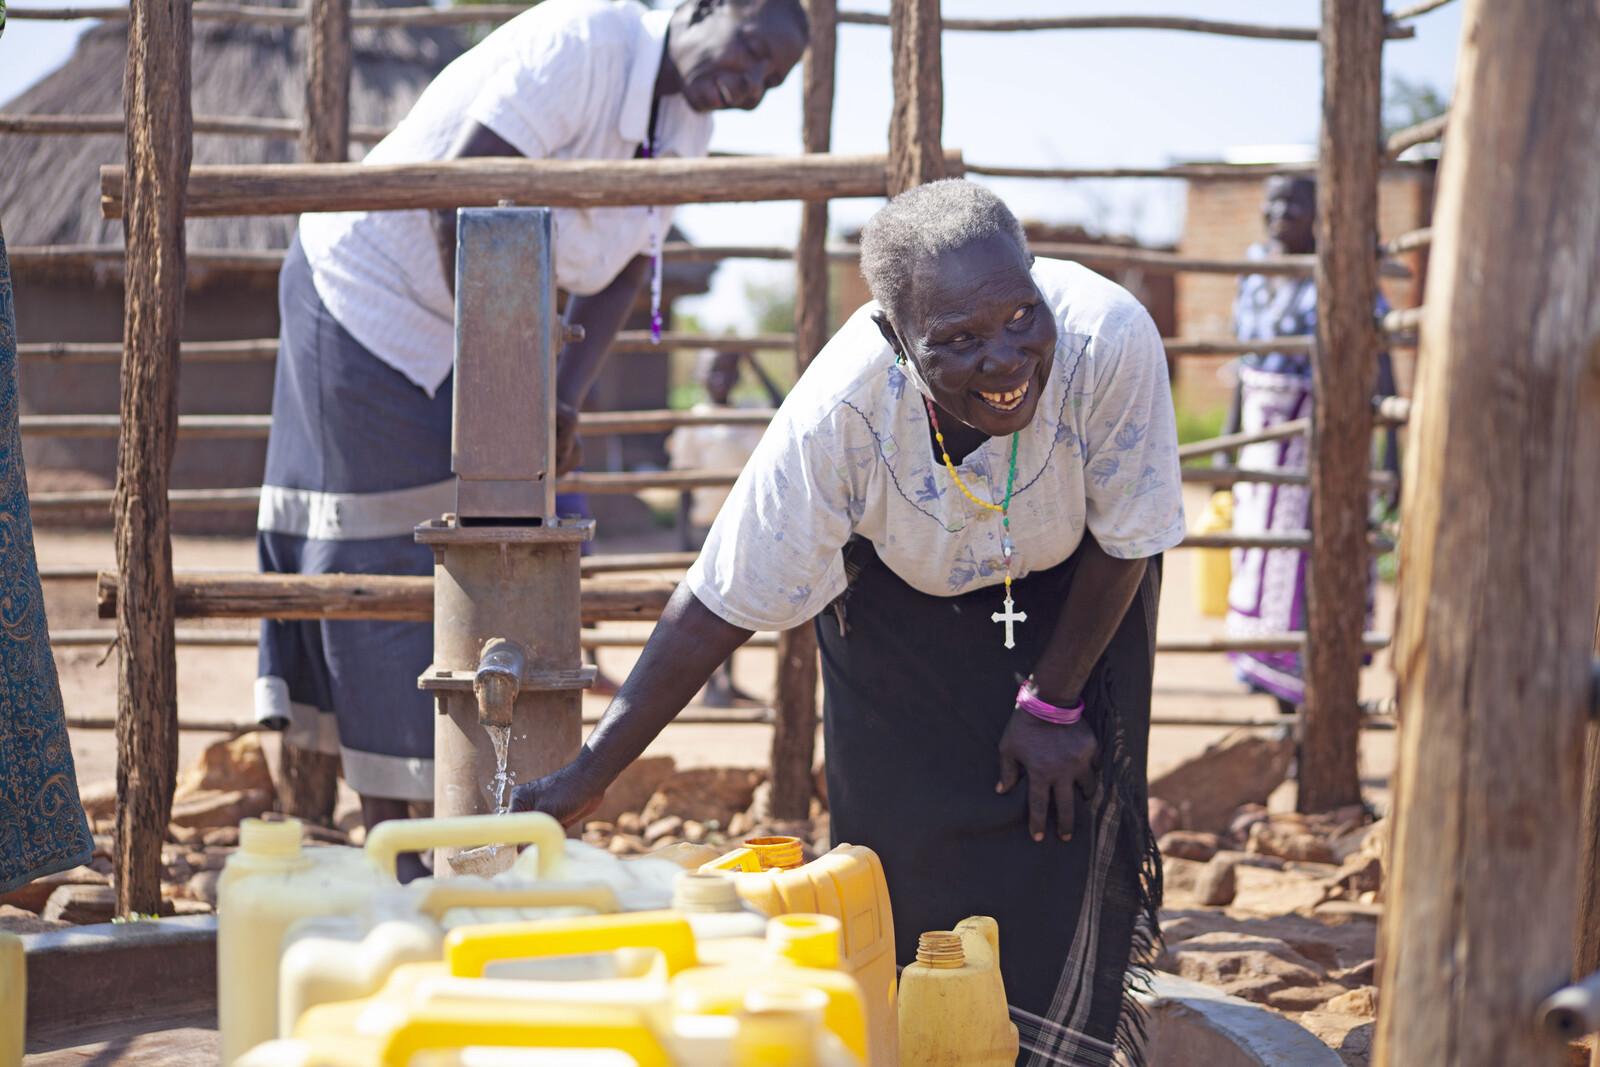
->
[924,398,1027,648]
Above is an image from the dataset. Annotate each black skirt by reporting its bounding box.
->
[817,537,1163,1067]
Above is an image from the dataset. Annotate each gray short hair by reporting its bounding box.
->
[858,179,1030,325]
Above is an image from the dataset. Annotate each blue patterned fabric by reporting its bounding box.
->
[0,221,94,895]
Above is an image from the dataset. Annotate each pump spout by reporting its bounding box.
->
[472,638,527,727]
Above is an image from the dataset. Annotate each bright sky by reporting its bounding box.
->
[0,1,1464,329]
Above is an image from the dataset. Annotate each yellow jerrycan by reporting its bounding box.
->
[1,931,22,1067]
[1192,489,1234,617]
[218,811,568,1067]
[897,916,1017,1066]
[702,839,897,1067]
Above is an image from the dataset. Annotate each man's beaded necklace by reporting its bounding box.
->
[924,398,1028,648]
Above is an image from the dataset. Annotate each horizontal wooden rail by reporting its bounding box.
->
[964,160,1430,182]
[1382,305,1426,333]
[95,572,672,623]
[0,113,388,142]
[1178,418,1308,460]
[8,246,286,274]
[7,2,533,24]
[1385,112,1449,159]
[18,409,775,439]
[99,153,965,219]
[29,487,262,511]
[1182,465,1400,491]
[836,10,1413,40]
[40,551,704,583]
[1388,0,1456,19]
[15,335,1340,363]
[1383,227,1433,255]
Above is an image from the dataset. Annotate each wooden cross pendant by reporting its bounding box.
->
[992,593,1027,649]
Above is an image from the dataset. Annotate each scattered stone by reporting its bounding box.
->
[1161,856,1206,899]
[1156,931,1327,1003]
[744,781,773,825]
[615,812,643,835]
[641,768,765,828]
[1147,729,1294,834]
[1324,986,1377,1016]
[0,904,71,934]
[171,788,274,831]
[1194,856,1237,907]
[42,884,118,924]
[170,898,216,917]
[1247,818,1336,864]
[166,824,203,847]
[812,811,831,853]
[727,811,753,838]
[87,855,114,876]
[1149,797,1181,840]
[644,816,684,844]
[163,858,195,885]
[1266,983,1353,1013]
[1312,900,1384,924]
[92,834,115,862]
[346,825,366,848]
[1330,853,1383,898]
[590,756,677,826]
[1220,849,1286,871]
[682,820,707,844]
[186,869,222,906]
[1229,803,1270,843]
[175,733,275,800]
[1229,863,1330,917]
[301,824,349,846]
[203,826,242,848]
[584,821,615,835]
[78,779,118,820]
[1159,831,1222,863]
[607,834,647,856]
[1335,960,1376,988]
[1293,1011,1374,1067]
[0,865,110,914]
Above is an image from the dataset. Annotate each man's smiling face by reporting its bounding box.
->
[669,0,808,113]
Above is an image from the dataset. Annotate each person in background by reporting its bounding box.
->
[255,0,807,870]
[1222,175,1398,718]
[0,218,95,897]
[667,348,782,705]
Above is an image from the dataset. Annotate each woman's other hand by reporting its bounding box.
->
[996,708,1100,842]
[510,764,604,827]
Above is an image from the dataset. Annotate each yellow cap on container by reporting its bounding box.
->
[240,817,304,856]
[765,914,841,969]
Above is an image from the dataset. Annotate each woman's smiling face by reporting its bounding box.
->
[875,232,1058,438]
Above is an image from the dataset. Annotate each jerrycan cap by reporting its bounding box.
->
[240,815,305,856]
[765,913,841,969]
[736,984,827,1067]
[915,930,966,968]
[673,870,743,913]
[745,836,804,871]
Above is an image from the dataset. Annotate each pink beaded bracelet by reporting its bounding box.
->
[1016,680,1084,725]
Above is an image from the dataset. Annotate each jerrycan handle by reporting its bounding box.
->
[700,847,764,873]
[364,812,565,881]
[417,881,621,918]
[446,910,698,978]
[381,1004,670,1067]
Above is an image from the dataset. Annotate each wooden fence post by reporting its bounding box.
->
[279,0,353,824]
[1301,0,1383,813]
[114,0,192,917]
[769,0,837,823]
[886,0,945,197]
[301,0,351,165]
[1373,1,1600,1063]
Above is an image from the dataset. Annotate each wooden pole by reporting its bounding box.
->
[280,0,354,824]
[1373,1,1600,1063]
[769,0,838,824]
[99,154,960,219]
[886,0,945,196]
[301,0,351,165]
[1300,0,1384,814]
[113,0,191,918]
[1578,596,1600,980]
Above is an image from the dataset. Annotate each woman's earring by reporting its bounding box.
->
[895,352,908,367]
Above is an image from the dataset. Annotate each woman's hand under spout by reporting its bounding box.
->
[512,582,754,825]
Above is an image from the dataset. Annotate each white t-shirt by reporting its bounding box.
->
[686,259,1187,632]
[298,0,713,396]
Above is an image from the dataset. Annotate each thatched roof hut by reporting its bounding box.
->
[0,0,464,249]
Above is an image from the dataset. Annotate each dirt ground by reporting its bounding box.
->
[45,485,1398,812]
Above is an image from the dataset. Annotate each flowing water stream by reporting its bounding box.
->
[487,723,514,815]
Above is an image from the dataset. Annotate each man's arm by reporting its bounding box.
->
[432,121,522,295]
[511,584,752,824]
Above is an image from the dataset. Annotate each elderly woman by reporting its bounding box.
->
[515,180,1184,1062]
[256,0,807,853]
